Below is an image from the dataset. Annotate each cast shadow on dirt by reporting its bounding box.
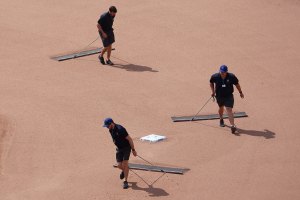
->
[111,63,158,72]
[235,128,275,139]
[110,55,158,72]
[223,125,275,138]
[191,121,276,139]
[76,56,158,72]
[129,182,169,197]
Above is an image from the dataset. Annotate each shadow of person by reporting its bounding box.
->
[192,121,276,139]
[76,59,158,72]
[111,64,158,72]
[76,55,158,72]
[129,182,169,197]
[236,128,276,139]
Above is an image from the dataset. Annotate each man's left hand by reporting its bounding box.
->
[132,150,137,156]
[240,93,244,98]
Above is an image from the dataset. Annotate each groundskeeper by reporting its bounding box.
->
[103,118,137,189]
[210,65,244,134]
[97,6,117,65]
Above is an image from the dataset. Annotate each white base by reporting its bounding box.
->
[140,134,166,143]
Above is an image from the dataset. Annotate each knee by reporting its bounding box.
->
[117,163,123,169]
[122,161,129,169]
[226,107,233,113]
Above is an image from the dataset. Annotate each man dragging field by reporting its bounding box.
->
[210,65,244,134]
[103,118,137,189]
[97,6,117,65]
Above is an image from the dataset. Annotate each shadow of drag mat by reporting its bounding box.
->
[129,182,169,197]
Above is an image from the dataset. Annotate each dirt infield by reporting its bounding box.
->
[0,0,300,199]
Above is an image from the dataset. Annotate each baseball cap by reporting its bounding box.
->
[103,118,114,127]
[219,65,228,73]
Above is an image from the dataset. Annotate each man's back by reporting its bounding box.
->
[109,124,130,149]
[98,12,114,32]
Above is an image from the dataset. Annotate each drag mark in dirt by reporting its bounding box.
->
[0,115,14,175]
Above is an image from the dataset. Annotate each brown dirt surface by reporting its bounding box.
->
[0,0,300,199]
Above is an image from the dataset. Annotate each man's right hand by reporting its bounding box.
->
[102,32,107,39]
[211,93,216,101]
[132,150,137,157]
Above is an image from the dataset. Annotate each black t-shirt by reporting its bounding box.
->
[210,73,239,97]
[109,124,130,149]
[98,12,114,32]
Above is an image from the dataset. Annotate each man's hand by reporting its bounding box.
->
[240,92,244,98]
[211,93,216,102]
[125,135,136,156]
[102,32,108,39]
[132,149,137,157]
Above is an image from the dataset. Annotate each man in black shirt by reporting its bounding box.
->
[97,6,117,65]
[210,65,244,134]
[103,118,137,189]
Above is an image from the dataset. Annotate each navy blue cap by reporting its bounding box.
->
[103,118,113,127]
[219,65,228,73]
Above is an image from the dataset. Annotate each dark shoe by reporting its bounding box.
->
[106,59,114,65]
[219,119,225,127]
[98,56,105,65]
[123,181,129,189]
[231,125,237,134]
[120,171,124,180]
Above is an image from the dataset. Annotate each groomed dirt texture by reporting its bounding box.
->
[0,0,300,199]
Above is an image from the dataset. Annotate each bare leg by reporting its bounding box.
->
[100,47,108,57]
[122,160,129,182]
[225,107,235,126]
[117,162,123,171]
[219,106,224,119]
[106,45,112,60]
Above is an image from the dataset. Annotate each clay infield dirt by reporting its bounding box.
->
[0,0,300,199]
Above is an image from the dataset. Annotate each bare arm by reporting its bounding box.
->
[97,24,103,33]
[235,83,244,98]
[210,83,215,97]
[126,135,137,156]
[97,24,107,38]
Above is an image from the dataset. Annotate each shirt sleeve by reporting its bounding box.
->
[209,75,215,83]
[232,74,239,85]
[98,15,105,26]
[120,126,129,138]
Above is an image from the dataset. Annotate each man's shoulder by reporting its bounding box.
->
[116,124,128,136]
[116,124,126,130]
[211,73,220,78]
[100,12,109,19]
[227,73,237,78]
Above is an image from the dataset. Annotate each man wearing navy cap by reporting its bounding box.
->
[210,65,244,134]
[103,118,137,189]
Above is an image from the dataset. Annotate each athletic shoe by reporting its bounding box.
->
[123,181,129,189]
[120,171,124,180]
[219,119,225,127]
[98,56,105,65]
[106,59,114,65]
[231,125,237,134]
